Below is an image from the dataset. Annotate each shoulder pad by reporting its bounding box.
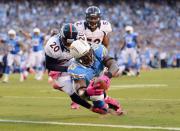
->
[133,32,138,36]
[100,20,112,35]
[44,35,61,59]
[74,20,85,32]
[68,63,84,79]
[77,32,87,42]
[92,44,108,60]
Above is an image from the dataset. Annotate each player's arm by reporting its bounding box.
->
[0,38,6,43]
[101,21,112,49]
[102,33,110,48]
[120,34,126,50]
[19,30,32,39]
[42,35,45,44]
[103,55,121,77]
[45,54,68,72]
[18,40,26,52]
[136,35,140,49]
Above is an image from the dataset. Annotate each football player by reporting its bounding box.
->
[0,29,25,82]
[45,23,106,114]
[20,28,45,80]
[74,6,112,48]
[68,40,124,115]
[121,26,141,76]
[0,39,6,80]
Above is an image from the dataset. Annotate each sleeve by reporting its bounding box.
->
[74,20,85,32]
[77,32,87,42]
[40,35,44,43]
[44,39,61,59]
[68,64,85,80]
[45,54,68,72]
[100,20,112,35]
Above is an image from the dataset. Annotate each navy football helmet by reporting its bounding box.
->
[85,6,101,30]
[60,23,78,49]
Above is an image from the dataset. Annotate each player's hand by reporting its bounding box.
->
[94,75,111,90]
[86,81,104,96]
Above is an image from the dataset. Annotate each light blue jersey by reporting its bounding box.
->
[31,34,44,52]
[6,37,21,54]
[124,33,138,48]
[68,44,107,85]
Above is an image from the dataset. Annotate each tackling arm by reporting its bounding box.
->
[103,56,120,77]
[102,34,110,49]
[45,54,68,72]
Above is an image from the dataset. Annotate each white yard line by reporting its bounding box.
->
[0,119,180,131]
[111,84,168,90]
[2,96,180,102]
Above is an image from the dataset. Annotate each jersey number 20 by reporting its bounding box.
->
[50,42,60,52]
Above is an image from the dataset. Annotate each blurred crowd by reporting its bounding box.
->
[0,0,180,69]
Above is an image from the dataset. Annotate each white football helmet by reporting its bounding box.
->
[125,26,134,33]
[33,28,40,35]
[70,40,94,67]
[8,29,16,39]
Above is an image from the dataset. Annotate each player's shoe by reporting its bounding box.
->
[2,75,9,83]
[20,73,27,82]
[71,102,80,109]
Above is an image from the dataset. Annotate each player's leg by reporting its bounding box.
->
[53,72,80,109]
[35,51,44,80]
[0,55,4,80]
[130,48,140,76]
[3,53,14,82]
[54,72,94,110]
[25,52,35,76]
[15,54,24,82]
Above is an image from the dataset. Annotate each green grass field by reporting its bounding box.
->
[0,69,180,131]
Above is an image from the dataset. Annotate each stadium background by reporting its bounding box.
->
[0,1,180,131]
[0,0,180,68]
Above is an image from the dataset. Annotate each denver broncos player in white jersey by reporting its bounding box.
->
[45,23,107,114]
[74,6,112,48]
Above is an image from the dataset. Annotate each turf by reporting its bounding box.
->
[0,69,180,131]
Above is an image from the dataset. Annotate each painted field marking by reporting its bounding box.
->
[0,119,180,131]
[2,96,180,102]
[111,84,168,90]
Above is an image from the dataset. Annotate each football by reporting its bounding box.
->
[93,77,109,90]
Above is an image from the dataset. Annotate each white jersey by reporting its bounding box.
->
[45,35,73,67]
[74,20,112,45]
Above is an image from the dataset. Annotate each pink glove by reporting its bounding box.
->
[96,75,111,90]
[49,71,61,80]
[86,81,104,96]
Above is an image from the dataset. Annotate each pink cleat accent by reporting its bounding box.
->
[71,102,80,109]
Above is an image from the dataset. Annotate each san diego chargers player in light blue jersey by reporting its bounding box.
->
[20,28,45,80]
[0,29,25,82]
[121,25,140,76]
[68,40,124,115]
